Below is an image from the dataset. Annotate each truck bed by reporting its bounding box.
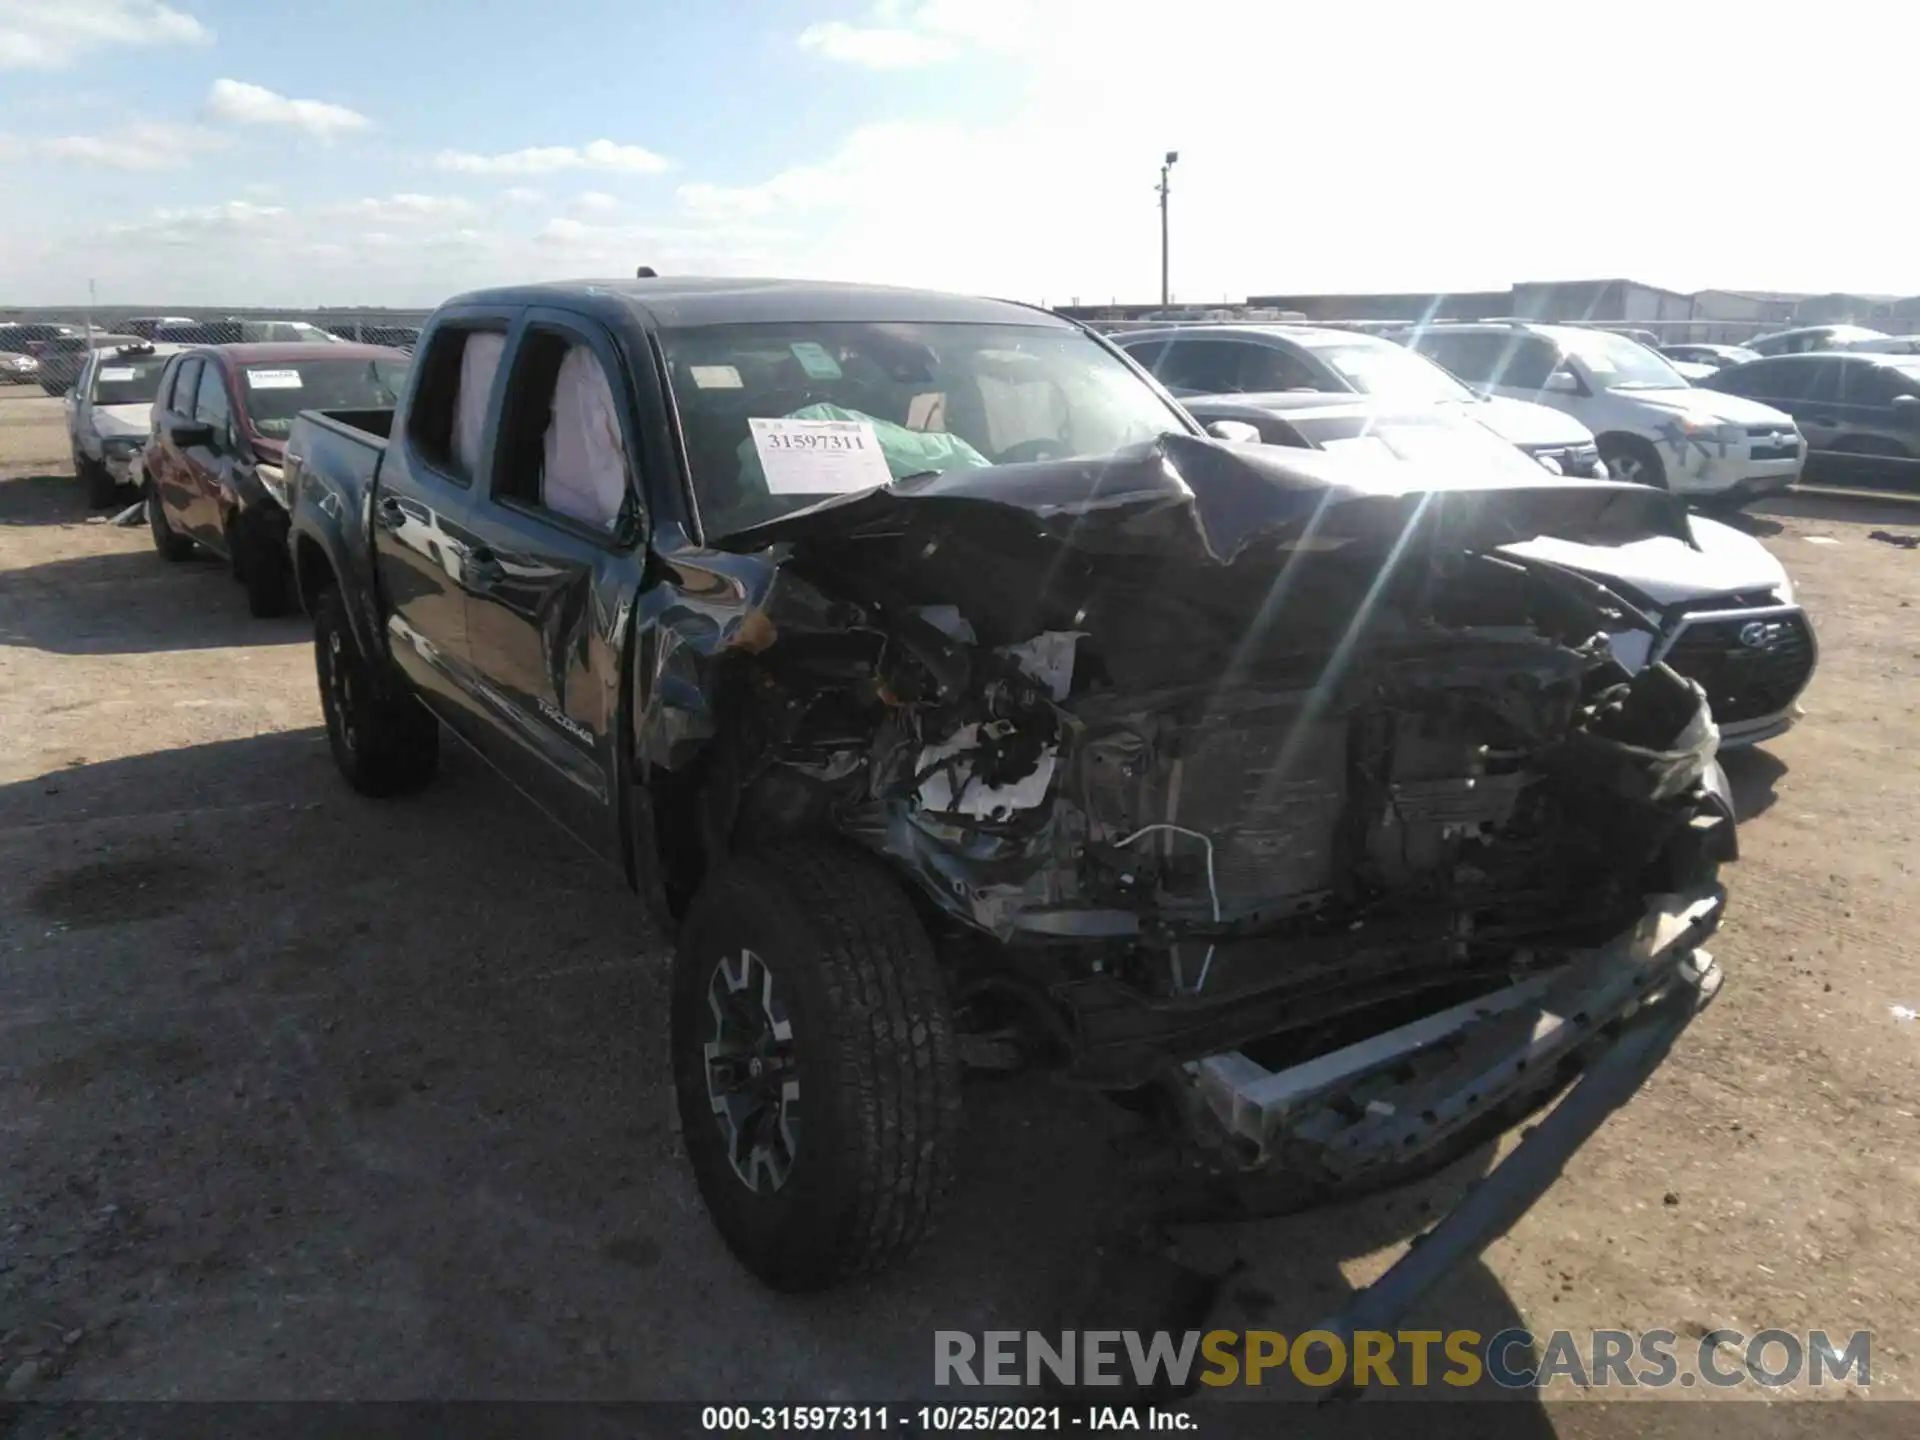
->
[299,406,395,444]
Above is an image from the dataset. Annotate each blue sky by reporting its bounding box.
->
[3,0,1915,308]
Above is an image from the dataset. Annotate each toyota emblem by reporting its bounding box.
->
[1738,621,1772,648]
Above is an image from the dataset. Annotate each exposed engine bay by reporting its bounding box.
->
[661,436,1733,1119]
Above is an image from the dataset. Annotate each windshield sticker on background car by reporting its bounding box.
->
[97,367,136,382]
[246,369,303,390]
[689,364,744,389]
[748,416,893,495]
[789,341,844,381]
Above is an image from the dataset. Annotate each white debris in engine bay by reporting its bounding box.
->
[917,726,1060,820]
[912,604,977,644]
[913,631,1081,819]
[1001,630,1083,702]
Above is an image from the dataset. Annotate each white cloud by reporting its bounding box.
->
[7,3,1919,307]
[572,190,620,215]
[0,0,209,70]
[103,200,291,247]
[325,193,477,223]
[536,217,593,244]
[6,120,226,171]
[434,139,670,176]
[796,20,956,67]
[12,198,785,305]
[204,78,371,140]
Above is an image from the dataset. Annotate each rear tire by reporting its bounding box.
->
[313,584,438,796]
[1598,435,1668,490]
[147,485,195,562]
[671,842,962,1291]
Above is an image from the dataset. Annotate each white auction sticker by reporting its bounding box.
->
[246,369,303,390]
[689,364,743,389]
[97,367,137,382]
[748,416,893,495]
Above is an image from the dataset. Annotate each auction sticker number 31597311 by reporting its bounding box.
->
[748,416,893,495]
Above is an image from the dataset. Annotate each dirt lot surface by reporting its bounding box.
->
[3,390,1917,1426]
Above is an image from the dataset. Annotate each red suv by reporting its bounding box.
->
[143,342,409,615]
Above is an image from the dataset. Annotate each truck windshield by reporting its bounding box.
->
[90,357,170,406]
[238,357,410,437]
[658,321,1193,536]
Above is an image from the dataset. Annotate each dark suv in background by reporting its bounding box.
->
[1701,353,1920,475]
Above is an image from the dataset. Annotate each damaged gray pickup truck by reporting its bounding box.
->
[283,278,1734,1309]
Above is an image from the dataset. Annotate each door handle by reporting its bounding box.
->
[375,495,407,529]
[464,545,505,586]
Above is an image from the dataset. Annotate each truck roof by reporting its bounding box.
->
[443,277,1072,331]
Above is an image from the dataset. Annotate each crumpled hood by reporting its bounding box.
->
[92,404,152,437]
[1459,395,1594,449]
[1622,387,1795,427]
[716,432,1693,567]
[1502,514,1787,607]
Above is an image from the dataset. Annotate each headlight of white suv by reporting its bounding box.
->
[255,462,290,509]
[1673,413,1737,440]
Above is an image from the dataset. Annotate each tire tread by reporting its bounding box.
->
[678,841,961,1286]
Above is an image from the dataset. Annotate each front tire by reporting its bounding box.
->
[313,584,438,796]
[671,842,962,1291]
[1598,435,1668,489]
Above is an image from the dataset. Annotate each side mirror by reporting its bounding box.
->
[170,421,214,448]
[1204,419,1263,444]
[1891,393,1920,411]
[1544,372,1582,395]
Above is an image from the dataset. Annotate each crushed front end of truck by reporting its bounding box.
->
[648,433,1732,1265]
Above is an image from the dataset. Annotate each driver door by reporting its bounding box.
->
[455,308,651,864]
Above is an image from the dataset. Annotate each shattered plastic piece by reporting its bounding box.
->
[1001,631,1081,701]
[916,725,1058,820]
[913,605,977,644]
[1606,629,1655,674]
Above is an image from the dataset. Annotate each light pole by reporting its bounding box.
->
[1158,151,1178,307]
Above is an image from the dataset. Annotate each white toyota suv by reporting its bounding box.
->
[1402,322,1805,505]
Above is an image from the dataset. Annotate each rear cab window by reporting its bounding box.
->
[405,323,508,484]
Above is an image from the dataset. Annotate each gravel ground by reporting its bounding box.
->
[2,392,1917,1427]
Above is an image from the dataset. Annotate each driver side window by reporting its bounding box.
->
[193,363,233,449]
[493,327,633,534]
